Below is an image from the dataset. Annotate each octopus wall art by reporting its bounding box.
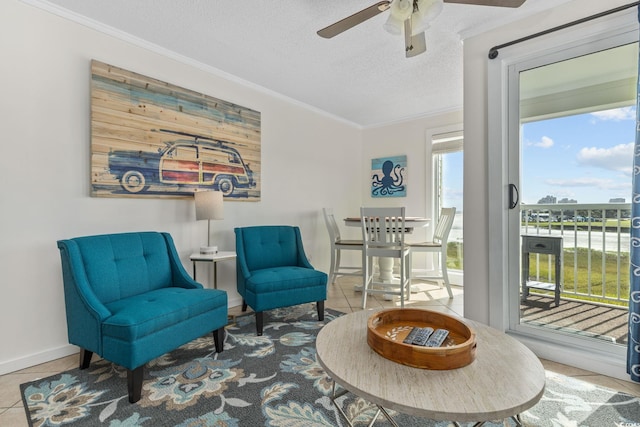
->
[371,155,406,198]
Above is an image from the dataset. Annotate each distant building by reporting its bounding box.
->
[538,195,557,204]
[558,198,577,203]
[609,198,626,203]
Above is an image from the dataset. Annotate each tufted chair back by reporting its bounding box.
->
[67,232,173,304]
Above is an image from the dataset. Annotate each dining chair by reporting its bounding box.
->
[408,207,456,299]
[360,206,411,308]
[322,208,363,284]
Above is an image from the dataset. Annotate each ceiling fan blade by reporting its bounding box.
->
[404,19,426,58]
[443,0,526,7]
[317,1,391,38]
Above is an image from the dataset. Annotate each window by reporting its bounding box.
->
[432,131,463,272]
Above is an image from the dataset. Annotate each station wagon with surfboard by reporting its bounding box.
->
[108,130,255,196]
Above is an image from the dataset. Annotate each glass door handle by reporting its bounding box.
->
[509,184,519,209]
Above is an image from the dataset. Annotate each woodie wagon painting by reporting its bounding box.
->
[90,60,261,200]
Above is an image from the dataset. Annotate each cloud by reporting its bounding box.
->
[576,142,633,175]
[530,136,554,148]
[545,177,630,191]
[590,106,635,121]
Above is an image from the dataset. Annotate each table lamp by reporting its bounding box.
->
[194,190,224,254]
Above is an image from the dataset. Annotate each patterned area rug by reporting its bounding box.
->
[21,305,640,426]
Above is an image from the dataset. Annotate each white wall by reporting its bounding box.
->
[361,112,463,244]
[0,0,363,374]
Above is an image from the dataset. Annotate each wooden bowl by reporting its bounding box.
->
[367,308,477,370]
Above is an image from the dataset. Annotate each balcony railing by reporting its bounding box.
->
[521,203,630,307]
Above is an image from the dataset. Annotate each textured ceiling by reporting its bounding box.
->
[34,0,569,127]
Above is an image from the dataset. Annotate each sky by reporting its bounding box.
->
[521,106,636,205]
[441,151,464,211]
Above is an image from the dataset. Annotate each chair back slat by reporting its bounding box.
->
[360,207,406,252]
[432,207,456,244]
[323,208,341,243]
[360,206,409,309]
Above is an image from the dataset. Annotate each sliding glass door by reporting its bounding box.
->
[506,36,638,354]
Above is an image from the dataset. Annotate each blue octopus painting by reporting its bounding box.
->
[371,155,406,197]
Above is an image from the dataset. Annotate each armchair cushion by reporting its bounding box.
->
[103,287,227,341]
[244,266,327,311]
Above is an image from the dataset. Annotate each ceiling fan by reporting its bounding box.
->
[317,0,527,58]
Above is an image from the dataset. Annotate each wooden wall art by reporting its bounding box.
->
[90,60,261,200]
[371,155,406,198]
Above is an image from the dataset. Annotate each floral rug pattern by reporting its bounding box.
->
[21,305,640,426]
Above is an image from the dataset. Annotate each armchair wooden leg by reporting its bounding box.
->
[213,327,225,353]
[256,312,264,336]
[79,348,93,370]
[127,366,144,403]
[242,299,248,312]
[317,301,325,321]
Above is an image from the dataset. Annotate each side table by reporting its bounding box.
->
[521,235,563,306]
[190,251,237,289]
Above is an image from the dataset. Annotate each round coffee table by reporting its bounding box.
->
[315,309,545,425]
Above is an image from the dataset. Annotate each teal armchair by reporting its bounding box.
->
[235,226,327,335]
[57,231,228,403]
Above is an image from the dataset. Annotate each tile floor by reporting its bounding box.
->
[2,277,639,426]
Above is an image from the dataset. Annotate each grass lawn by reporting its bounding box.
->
[446,241,630,307]
[527,247,629,307]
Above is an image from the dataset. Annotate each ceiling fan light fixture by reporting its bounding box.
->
[317,0,527,58]
[384,0,413,34]
[383,14,404,35]
[417,0,443,22]
[412,0,444,34]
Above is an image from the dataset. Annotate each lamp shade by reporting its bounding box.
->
[194,190,224,221]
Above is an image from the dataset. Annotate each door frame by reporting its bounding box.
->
[487,14,637,379]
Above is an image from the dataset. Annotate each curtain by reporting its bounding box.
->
[628,6,640,383]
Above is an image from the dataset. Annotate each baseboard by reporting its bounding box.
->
[410,269,464,286]
[0,344,79,376]
[227,295,243,309]
[2,299,246,376]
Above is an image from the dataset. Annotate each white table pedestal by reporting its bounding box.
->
[377,257,395,282]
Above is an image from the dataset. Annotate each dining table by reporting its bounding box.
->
[344,216,430,283]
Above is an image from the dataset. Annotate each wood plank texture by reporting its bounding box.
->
[90,60,261,199]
